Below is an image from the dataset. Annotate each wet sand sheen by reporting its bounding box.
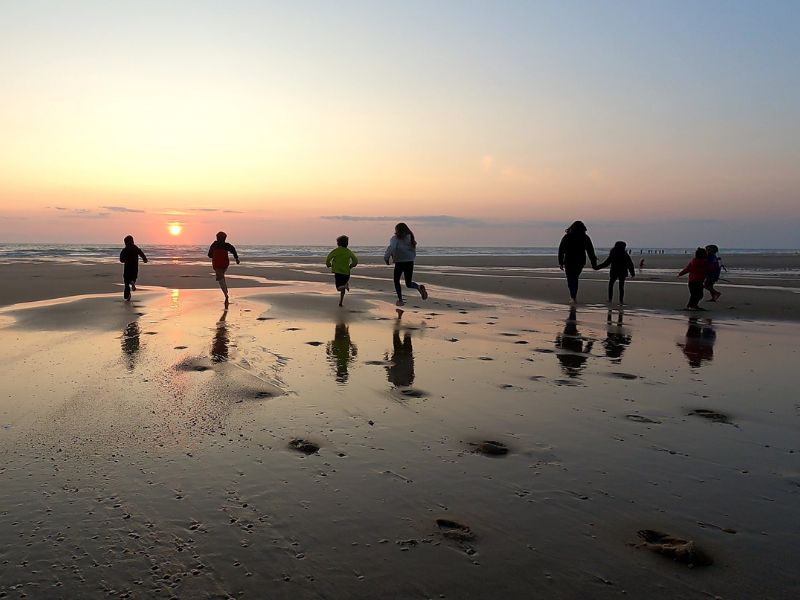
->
[0,284,798,599]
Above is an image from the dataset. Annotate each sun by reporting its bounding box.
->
[168,222,183,237]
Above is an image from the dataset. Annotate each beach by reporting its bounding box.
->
[1,256,799,599]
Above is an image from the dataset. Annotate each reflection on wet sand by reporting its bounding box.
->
[554,307,594,378]
[211,309,230,362]
[603,310,632,363]
[326,322,358,384]
[679,317,716,368]
[120,321,141,370]
[386,327,415,387]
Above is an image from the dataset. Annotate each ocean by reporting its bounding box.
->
[1,244,798,262]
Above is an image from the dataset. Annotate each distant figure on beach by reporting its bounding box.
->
[554,307,594,377]
[678,247,709,310]
[385,327,415,387]
[326,322,358,384]
[678,317,715,367]
[595,241,636,305]
[207,231,240,305]
[119,235,148,301]
[704,244,726,302]
[326,235,359,307]
[639,258,645,270]
[384,222,428,306]
[558,221,597,304]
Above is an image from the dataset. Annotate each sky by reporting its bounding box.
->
[1,0,798,247]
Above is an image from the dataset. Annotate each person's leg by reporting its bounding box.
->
[335,274,348,306]
[607,275,616,303]
[393,263,404,303]
[123,276,131,300]
[618,276,626,304]
[216,269,229,301]
[402,262,420,291]
[688,282,703,308]
[565,266,582,301]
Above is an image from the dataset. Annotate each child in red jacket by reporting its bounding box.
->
[678,247,708,310]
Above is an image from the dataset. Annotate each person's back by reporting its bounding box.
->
[558,229,596,268]
[327,245,358,275]
[385,234,416,263]
[684,257,708,282]
[208,239,237,269]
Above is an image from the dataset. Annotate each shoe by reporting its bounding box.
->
[419,285,428,300]
[396,300,405,307]
[131,283,136,291]
[346,282,350,291]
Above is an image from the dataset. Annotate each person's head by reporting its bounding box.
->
[614,241,627,251]
[216,231,227,242]
[124,235,134,246]
[695,247,708,259]
[337,235,349,248]
[705,244,718,255]
[394,222,416,246]
[566,220,587,234]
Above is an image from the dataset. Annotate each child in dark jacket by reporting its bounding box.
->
[678,247,709,310]
[595,241,636,304]
[119,235,148,300]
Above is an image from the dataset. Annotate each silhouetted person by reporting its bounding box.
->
[554,307,594,377]
[384,222,428,306]
[385,328,415,387]
[678,247,708,310]
[326,322,358,384]
[603,310,631,363]
[211,309,230,362]
[119,235,148,300]
[595,241,636,305]
[120,321,141,371]
[558,221,597,303]
[678,317,715,368]
[326,235,359,307]
[704,244,726,302]
[208,231,240,305]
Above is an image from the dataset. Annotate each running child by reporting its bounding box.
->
[119,235,148,300]
[207,231,240,304]
[325,235,359,307]
[595,241,636,305]
[384,222,428,306]
[704,244,725,301]
[678,247,708,310]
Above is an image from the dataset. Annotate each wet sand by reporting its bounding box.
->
[1,279,799,599]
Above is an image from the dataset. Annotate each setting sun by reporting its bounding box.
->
[167,222,183,236]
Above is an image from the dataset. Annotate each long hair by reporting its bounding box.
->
[565,221,587,234]
[395,222,417,247]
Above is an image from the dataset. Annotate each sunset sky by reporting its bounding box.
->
[1,1,798,247]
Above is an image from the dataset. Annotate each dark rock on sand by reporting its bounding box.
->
[689,409,734,425]
[288,439,320,454]
[636,530,713,566]
[473,440,509,456]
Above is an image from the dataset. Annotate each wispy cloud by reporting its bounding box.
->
[322,215,485,226]
[101,205,145,213]
[49,207,109,219]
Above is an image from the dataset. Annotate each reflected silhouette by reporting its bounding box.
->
[603,310,632,363]
[326,322,358,384]
[385,327,415,387]
[121,321,141,371]
[211,309,230,362]
[679,317,715,368]
[554,307,594,377]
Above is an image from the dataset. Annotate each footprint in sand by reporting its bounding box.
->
[625,414,661,424]
[514,340,529,345]
[534,348,555,354]
[256,317,273,321]
[174,345,188,350]
[471,440,509,456]
[286,327,302,331]
[478,356,494,361]
[288,439,320,455]
[636,530,713,566]
[398,389,426,398]
[436,519,477,555]
[455,321,471,325]
[305,341,324,346]
[446,338,459,343]
[254,391,274,399]
[499,332,520,337]
[689,409,734,425]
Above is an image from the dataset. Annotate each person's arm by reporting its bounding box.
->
[585,236,597,268]
[325,250,333,268]
[557,236,566,269]
[138,247,148,263]
[207,244,214,259]
[626,255,635,277]
[120,249,126,263]
[596,255,611,270]
[678,262,690,277]
[349,250,358,269]
[384,238,397,264]
[227,243,240,264]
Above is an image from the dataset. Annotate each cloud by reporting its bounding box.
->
[223,209,243,214]
[49,207,109,219]
[321,215,486,226]
[101,206,145,213]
